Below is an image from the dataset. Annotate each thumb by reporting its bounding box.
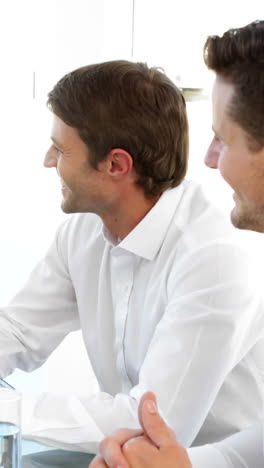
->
[138,392,176,449]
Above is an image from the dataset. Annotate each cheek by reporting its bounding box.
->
[57,158,71,180]
[217,151,233,183]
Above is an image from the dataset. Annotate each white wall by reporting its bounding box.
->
[3,0,133,394]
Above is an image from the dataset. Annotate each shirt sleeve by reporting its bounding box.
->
[188,445,230,468]
[130,241,263,446]
[0,221,79,378]
[188,422,264,468]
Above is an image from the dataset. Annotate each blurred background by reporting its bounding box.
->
[0,0,263,395]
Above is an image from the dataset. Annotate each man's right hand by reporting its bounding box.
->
[90,392,192,468]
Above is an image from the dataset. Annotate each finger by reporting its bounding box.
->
[138,392,176,448]
[89,454,108,468]
[99,428,143,468]
[124,434,192,468]
[138,392,157,429]
[111,428,143,445]
[123,435,158,465]
[123,434,157,452]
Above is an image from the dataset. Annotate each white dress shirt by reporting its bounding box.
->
[188,422,264,467]
[0,180,264,453]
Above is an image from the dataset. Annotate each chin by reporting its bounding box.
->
[61,200,76,214]
[231,207,264,233]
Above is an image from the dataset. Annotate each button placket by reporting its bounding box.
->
[110,248,134,387]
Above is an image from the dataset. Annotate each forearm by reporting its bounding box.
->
[0,286,79,377]
[188,423,264,468]
[21,390,140,452]
[188,445,230,468]
[0,227,79,377]
[0,312,31,377]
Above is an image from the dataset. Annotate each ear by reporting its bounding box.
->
[101,148,134,179]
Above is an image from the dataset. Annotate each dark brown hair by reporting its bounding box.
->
[204,20,264,151]
[47,60,188,198]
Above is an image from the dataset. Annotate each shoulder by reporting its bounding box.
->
[56,213,104,249]
[165,180,259,277]
[171,180,239,245]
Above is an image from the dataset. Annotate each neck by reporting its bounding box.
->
[102,189,161,240]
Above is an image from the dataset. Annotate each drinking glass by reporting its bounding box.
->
[0,389,21,468]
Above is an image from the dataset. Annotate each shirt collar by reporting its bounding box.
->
[104,183,184,261]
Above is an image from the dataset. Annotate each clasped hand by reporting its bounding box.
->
[90,392,192,468]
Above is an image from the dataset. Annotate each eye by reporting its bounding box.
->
[53,145,63,155]
[214,134,221,143]
[214,134,226,148]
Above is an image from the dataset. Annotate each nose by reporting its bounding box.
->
[204,138,220,169]
[43,146,57,168]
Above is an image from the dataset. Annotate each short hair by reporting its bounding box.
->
[47,60,188,198]
[204,20,264,151]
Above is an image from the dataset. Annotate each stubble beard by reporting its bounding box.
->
[61,191,78,214]
[231,203,264,233]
